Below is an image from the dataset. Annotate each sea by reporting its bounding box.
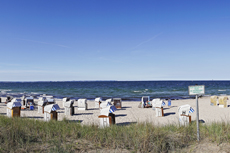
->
[0,81,229,101]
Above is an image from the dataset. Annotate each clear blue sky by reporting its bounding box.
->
[0,0,230,81]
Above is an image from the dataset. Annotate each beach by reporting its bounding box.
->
[1,96,230,126]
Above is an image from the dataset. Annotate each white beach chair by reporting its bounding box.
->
[98,104,116,128]
[25,96,34,107]
[113,98,122,109]
[38,97,48,114]
[141,96,150,108]
[210,96,218,106]
[219,96,228,108]
[106,98,113,103]
[44,104,60,121]
[64,100,74,116]
[95,97,102,108]
[63,97,70,107]
[152,98,161,110]
[7,98,22,118]
[78,99,88,110]
[178,104,192,126]
[155,100,164,117]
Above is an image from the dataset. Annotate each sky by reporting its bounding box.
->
[0,0,230,81]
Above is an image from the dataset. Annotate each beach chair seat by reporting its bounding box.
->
[141,96,151,108]
[25,97,35,108]
[113,98,122,109]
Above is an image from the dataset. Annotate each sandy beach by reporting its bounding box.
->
[1,96,230,126]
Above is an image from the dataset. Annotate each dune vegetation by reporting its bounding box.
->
[0,115,230,152]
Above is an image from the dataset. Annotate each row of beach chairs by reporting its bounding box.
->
[210,96,228,108]
[3,95,120,127]
[139,96,194,126]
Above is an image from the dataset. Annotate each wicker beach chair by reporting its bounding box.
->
[155,100,164,117]
[178,104,192,126]
[210,96,218,106]
[113,98,122,109]
[63,97,70,107]
[64,100,74,116]
[78,99,88,110]
[44,104,60,121]
[98,103,116,128]
[219,96,228,108]
[152,98,161,110]
[95,97,102,108]
[7,98,22,118]
[141,96,150,108]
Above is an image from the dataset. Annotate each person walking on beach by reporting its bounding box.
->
[168,99,171,108]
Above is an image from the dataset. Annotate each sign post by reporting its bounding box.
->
[188,85,205,141]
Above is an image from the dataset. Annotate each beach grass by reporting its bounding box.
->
[0,115,230,152]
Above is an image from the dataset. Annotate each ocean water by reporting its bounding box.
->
[0,81,230,101]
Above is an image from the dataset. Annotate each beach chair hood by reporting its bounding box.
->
[63,97,70,102]
[26,97,33,100]
[38,98,48,106]
[152,98,161,107]
[178,104,191,115]
[78,99,87,107]
[100,105,117,116]
[64,100,74,107]
[44,104,60,113]
[44,96,53,100]
[142,96,150,102]
[7,99,22,109]
[100,102,109,109]
[106,98,113,103]
[95,97,102,102]
[47,98,55,103]
[155,100,163,107]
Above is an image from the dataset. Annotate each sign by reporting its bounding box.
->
[188,85,205,95]
[188,85,205,142]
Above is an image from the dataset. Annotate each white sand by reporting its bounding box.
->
[1,96,230,126]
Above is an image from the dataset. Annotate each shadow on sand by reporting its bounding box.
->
[73,113,93,116]
[115,114,127,117]
[164,112,176,116]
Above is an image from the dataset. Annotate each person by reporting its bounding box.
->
[168,99,171,108]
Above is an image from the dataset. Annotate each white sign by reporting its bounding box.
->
[188,85,205,95]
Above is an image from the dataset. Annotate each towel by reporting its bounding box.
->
[109,105,117,113]
[189,107,195,113]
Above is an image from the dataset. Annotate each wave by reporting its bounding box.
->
[133,91,142,93]
[0,89,12,92]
